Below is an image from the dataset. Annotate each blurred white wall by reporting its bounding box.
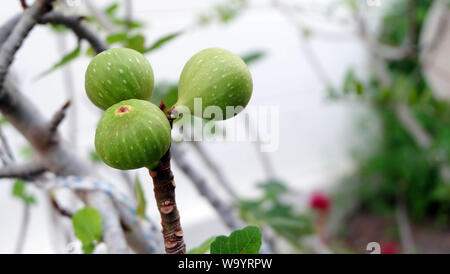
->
[0,0,377,253]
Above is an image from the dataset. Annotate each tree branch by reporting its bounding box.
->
[0,0,54,92]
[40,11,107,53]
[171,145,241,230]
[0,162,45,179]
[0,14,156,254]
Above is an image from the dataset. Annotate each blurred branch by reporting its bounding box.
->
[14,203,30,253]
[0,14,156,254]
[190,142,238,199]
[172,145,241,230]
[40,11,107,53]
[395,201,416,252]
[0,162,45,179]
[50,193,73,218]
[85,0,119,32]
[395,103,432,148]
[0,0,53,92]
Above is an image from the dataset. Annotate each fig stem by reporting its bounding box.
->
[148,101,186,254]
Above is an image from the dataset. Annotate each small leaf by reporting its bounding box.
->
[105,3,119,16]
[241,51,265,66]
[72,207,102,254]
[12,179,36,205]
[35,46,81,79]
[210,226,262,254]
[135,176,147,219]
[144,31,183,53]
[126,34,145,52]
[151,82,179,108]
[188,237,216,254]
[12,179,25,197]
[106,33,128,44]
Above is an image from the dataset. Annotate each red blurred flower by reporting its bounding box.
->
[381,241,398,254]
[309,192,330,212]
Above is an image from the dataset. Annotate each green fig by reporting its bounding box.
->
[95,99,171,170]
[85,48,154,110]
[176,48,253,120]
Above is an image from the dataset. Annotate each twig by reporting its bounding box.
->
[50,193,73,218]
[0,0,53,92]
[49,100,71,136]
[14,203,30,253]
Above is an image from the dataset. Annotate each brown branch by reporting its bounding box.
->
[48,100,71,136]
[20,0,29,9]
[149,148,186,254]
[50,193,73,218]
[0,0,54,92]
[40,11,107,54]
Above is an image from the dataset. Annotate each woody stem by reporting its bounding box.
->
[148,101,185,254]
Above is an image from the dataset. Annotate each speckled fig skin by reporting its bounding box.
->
[85,48,154,110]
[95,99,171,170]
[176,48,253,120]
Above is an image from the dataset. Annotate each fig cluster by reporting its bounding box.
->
[85,47,253,170]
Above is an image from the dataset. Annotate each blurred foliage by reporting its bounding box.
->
[335,0,450,227]
[197,0,248,26]
[134,175,147,219]
[238,180,314,249]
[12,179,36,205]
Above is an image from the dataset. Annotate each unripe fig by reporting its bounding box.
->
[85,48,154,110]
[176,48,252,120]
[95,99,171,170]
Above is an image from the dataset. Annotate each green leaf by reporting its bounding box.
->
[105,3,119,16]
[12,179,25,197]
[151,82,179,108]
[241,51,265,66]
[35,46,81,79]
[135,176,147,219]
[72,206,102,254]
[210,226,262,254]
[188,237,216,254]
[126,34,145,53]
[106,33,128,44]
[12,179,36,205]
[144,31,183,53]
